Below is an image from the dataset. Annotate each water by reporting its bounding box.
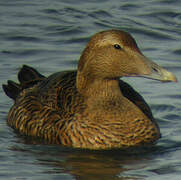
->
[0,0,181,179]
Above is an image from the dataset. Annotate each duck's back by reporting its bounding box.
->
[5,66,85,144]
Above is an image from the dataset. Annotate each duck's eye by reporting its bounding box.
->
[114,44,122,50]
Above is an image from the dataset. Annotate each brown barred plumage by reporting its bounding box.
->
[3,30,177,149]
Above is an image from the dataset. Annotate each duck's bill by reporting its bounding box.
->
[141,59,178,82]
[128,53,178,82]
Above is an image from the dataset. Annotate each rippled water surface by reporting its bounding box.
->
[1,0,181,179]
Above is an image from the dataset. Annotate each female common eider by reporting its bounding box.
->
[3,30,177,150]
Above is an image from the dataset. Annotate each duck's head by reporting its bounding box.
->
[77,30,177,91]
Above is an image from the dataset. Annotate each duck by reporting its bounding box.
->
[2,29,177,150]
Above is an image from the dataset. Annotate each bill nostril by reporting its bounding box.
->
[152,67,159,73]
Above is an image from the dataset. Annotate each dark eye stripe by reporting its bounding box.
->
[114,44,122,50]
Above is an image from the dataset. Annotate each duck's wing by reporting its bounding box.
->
[3,66,80,144]
[119,80,154,120]
[3,65,78,110]
[35,70,79,111]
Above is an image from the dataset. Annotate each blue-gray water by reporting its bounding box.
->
[1,0,181,179]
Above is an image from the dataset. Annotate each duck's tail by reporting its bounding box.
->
[2,65,45,100]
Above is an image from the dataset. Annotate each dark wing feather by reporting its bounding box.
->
[2,65,45,100]
[119,80,153,120]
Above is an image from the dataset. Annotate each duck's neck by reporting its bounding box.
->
[76,71,122,100]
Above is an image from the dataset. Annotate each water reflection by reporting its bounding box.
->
[10,137,162,180]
